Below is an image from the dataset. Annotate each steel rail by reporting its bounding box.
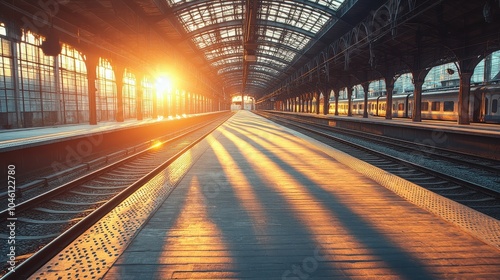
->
[1,113,232,280]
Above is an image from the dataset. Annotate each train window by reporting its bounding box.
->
[431,102,440,111]
[359,104,363,110]
[393,104,396,111]
[443,101,454,112]
[353,104,357,110]
[493,99,498,113]
[421,102,429,111]
[398,103,404,110]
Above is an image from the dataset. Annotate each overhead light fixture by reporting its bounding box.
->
[483,0,493,23]
[41,30,62,56]
[244,54,257,62]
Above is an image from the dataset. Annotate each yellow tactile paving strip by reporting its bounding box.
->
[32,111,500,279]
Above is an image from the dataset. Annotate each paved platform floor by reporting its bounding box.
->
[31,110,500,279]
[0,113,208,151]
[0,118,161,151]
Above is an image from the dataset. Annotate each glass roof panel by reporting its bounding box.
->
[192,27,242,49]
[246,74,274,85]
[176,2,243,33]
[257,56,287,69]
[258,44,297,63]
[311,0,346,10]
[211,56,242,67]
[251,64,281,76]
[218,65,242,75]
[205,45,242,61]
[249,71,278,80]
[164,0,348,92]
[166,0,196,5]
[191,26,242,49]
[260,27,310,50]
[260,0,331,34]
[255,26,309,66]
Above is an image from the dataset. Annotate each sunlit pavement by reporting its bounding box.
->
[102,110,500,279]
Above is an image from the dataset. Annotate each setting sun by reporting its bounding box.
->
[155,76,173,94]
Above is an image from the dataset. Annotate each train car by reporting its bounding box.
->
[331,83,500,123]
[307,95,330,114]
[480,84,500,123]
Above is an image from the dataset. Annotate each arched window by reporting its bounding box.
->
[59,44,88,124]
[141,77,154,118]
[97,58,116,121]
[17,31,57,127]
[123,70,136,119]
[0,22,15,128]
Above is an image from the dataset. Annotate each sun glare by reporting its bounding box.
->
[151,140,163,149]
[156,76,173,94]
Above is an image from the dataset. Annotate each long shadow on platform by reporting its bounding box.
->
[111,133,323,279]
[218,122,437,279]
[109,114,439,279]
[198,141,325,278]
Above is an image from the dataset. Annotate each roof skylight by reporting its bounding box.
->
[164,0,347,93]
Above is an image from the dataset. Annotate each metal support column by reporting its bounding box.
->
[84,54,99,125]
[136,75,144,121]
[458,72,472,125]
[334,88,339,116]
[361,82,369,118]
[322,87,331,115]
[347,86,353,116]
[114,64,125,122]
[385,77,395,120]
[411,69,429,122]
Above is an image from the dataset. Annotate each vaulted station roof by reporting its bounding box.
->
[158,0,348,97]
[0,0,363,97]
[4,0,499,103]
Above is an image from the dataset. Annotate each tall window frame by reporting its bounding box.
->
[141,77,154,118]
[17,30,58,127]
[123,70,136,119]
[58,44,88,124]
[0,22,16,128]
[96,58,116,121]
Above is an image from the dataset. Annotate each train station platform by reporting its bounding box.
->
[264,110,500,160]
[31,110,500,279]
[0,115,186,152]
[0,113,225,188]
[271,110,500,137]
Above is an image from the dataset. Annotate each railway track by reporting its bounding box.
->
[257,111,500,220]
[267,113,500,174]
[0,112,233,279]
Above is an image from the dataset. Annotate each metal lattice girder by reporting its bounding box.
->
[10,0,499,107]
[163,0,347,96]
